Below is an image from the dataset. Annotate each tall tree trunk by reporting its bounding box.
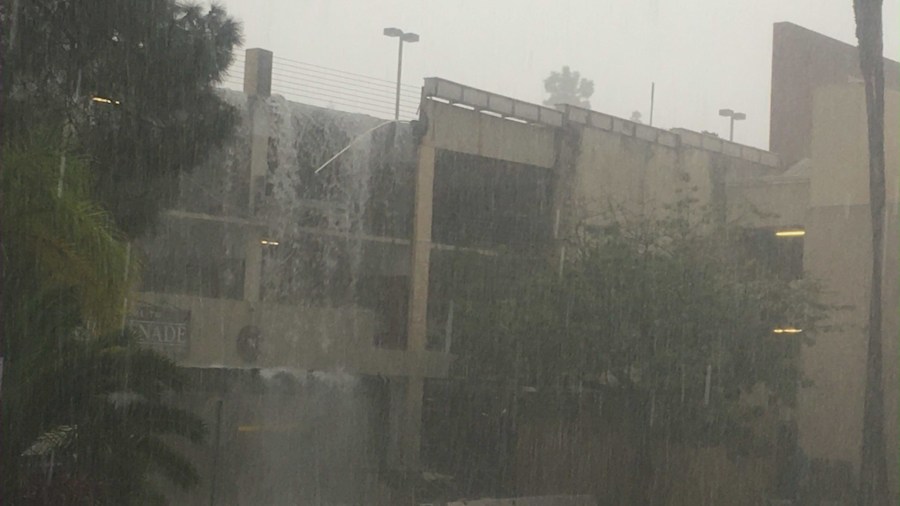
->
[853,1,889,505]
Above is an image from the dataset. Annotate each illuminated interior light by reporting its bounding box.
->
[260,240,279,246]
[773,327,803,334]
[775,229,805,237]
[91,96,121,105]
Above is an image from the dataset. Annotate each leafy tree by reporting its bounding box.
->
[543,66,594,109]
[14,331,206,506]
[853,0,889,504]
[431,198,831,501]
[1,2,241,500]
[1,0,243,237]
[0,131,206,504]
[1,128,134,340]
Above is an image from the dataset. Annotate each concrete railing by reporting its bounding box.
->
[671,128,780,167]
[560,103,781,168]
[423,77,564,127]
[421,78,780,169]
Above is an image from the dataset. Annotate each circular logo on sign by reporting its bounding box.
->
[237,325,262,363]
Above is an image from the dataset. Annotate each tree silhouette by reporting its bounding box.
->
[853,0,889,504]
[543,66,594,109]
[1,0,243,237]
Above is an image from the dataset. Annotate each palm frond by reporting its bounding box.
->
[136,436,202,490]
[21,425,77,457]
[121,401,208,443]
[1,128,138,333]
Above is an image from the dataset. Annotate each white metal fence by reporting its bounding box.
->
[221,52,420,120]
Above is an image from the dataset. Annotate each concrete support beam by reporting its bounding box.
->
[248,103,269,214]
[243,48,273,98]
[407,144,436,353]
[243,237,262,303]
[399,103,438,471]
[243,51,272,303]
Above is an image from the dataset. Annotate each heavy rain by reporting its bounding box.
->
[1,1,898,505]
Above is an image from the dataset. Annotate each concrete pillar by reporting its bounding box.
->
[243,237,261,303]
[248,104,269,214]
[399,103,437,471]
[242,48,272,304]
[407,128,436,353]
[243,48,273,98]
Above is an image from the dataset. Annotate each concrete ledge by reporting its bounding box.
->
[448,496,596,506]
[564,106,589,125]
[433,79,463,102]
[760,152,780,167]
[612,117,636,136]
[677,129,703,147]
[658,131,679,147]
[424,77,562,127]
[590,112,613,130]
[723,141,742,157]
[423,77,781,166]
[701,135,723,152]
[489,95,514,115]
[635,124,657,142]
[463,87,489,109]
[741,146,762,162]
[515,102,539,122]
[538,107,564,127]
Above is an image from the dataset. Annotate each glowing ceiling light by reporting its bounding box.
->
[260,240,279,246]
[91,96,121,105]
[775,229,805,237]
[773,327,803,334]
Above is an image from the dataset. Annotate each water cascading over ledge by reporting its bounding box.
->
[138,88,420,504]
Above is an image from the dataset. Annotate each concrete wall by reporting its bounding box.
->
[797,84,900,498]
[426,100,557,169]
[569,120,780,228]
[809,86,900,207]
[769,22,900,167]
[134,87,452,383]
[726,177,809,228]
[133,291,450,378]
[135,44,897,500]
[515,417,777,506]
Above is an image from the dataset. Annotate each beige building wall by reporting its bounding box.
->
[134,292,451,378]
[799,84,899,497]
[425,100,557,169]
[769,22,900,168]
[572,126,682,219]
[726,176,809,229]
[571,122,781,228]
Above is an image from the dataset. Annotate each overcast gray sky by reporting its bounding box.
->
[220,0,900,150]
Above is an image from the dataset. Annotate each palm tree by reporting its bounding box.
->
[852,0,889,505]
[1,130,206,504]
[17,330,207,505]
[1,128,133,334]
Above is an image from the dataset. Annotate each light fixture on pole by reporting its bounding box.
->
[718,108,746,141]
[383,27,419,121]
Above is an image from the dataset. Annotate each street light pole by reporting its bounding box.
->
[383,27,419,121]
[395,37,403,121]
[718,108,746,142]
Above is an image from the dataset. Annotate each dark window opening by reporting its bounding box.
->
[359,275,409,349]
[432,150,555,250]
[737,227,804,281]
[140,218,246,300]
